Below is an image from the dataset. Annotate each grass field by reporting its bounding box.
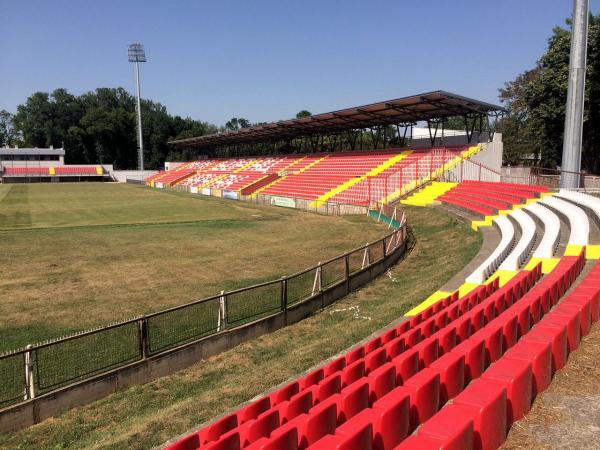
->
[0,205,482,449]
[0,183,388,353]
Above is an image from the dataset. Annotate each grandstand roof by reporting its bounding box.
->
[0,147,65,156]
[170,90,505,149]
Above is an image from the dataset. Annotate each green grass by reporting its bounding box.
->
[0,205,482,449]
[0,183,388,354]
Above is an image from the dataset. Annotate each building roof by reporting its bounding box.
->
[0,148,65,156]
[170,90,505,149]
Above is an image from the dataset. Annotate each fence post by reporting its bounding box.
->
[344,254,350,280]
[281,277,288,325]
[312,263,322,296]
[217,291,227,332]
[24,345,34,400]
[137,317,150,359]
[382,237,387,258]
[386,233,395,254]
[388,207,397,229]
[362,244,371,269]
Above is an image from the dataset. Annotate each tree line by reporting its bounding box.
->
[1,13,599,171]
[499,13,600,172]
[0,88,219,169]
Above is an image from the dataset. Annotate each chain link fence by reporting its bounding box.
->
[225,281,282,326]
[33,321,141,393]
[0,213,406,409]
[147,296,221,354]
[0,351,26,408]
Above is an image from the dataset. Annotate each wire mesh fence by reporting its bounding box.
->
[33,321,141,393]
[0,213,407,409]
[287,267,319,305]
[321,255,347,288]
[147,296,221,354]
[225,281,282,326]
[0,352,26,408]
[348,246,368,274]
[369,239,385,263]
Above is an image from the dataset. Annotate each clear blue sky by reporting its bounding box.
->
[2,0,599,126]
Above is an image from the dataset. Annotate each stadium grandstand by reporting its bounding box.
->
[164,178,600,450]
[3,90,600,450]
[148,90,600,450]
[147,91,505,210]
[0,146,110,183]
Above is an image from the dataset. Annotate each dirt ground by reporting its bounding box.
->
[502,317,600,450]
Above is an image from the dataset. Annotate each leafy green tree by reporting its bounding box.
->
[10,87,217,169]
[296,110,312,118]
[0,110,21,146]
[499,14,600,171]
[224,117,250,131]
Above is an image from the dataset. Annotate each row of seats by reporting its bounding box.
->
[497,209,536,272]
[2,166,102,175]
[209,173,270,191]
[260,153,399,200]
[399,250,596,450]
[166,245,591,450]
[146,147,468,203]
[179,173,224,188]
[159,181,598,450]
[164,264,545,450]
[438,181,550,217]
[330,150,462,206]
[155,169,198,185]
[466,215,515,284]
[524,203,560,259]
[540,196,589,248]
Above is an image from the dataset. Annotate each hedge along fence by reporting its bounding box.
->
[0,210,407,410]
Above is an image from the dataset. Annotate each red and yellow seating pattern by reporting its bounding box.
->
[2,166,103,176]
[166,247,598,450]
[146,146,478,203]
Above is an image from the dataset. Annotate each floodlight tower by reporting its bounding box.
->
[560,0,589,189]
[128,43,147,172]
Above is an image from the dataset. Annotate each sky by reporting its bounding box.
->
[2,0,600,126]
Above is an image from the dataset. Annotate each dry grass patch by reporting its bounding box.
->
[0,184,386,351]
[0,205,481,449]
[502,318,600,450]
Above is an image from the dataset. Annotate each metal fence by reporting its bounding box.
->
[0,215,407,409]
[501,166,600,190]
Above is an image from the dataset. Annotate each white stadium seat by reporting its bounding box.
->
[540,195,589,246]
[466,214,515,284]
[524,202,560,259]
[498,209,536,271]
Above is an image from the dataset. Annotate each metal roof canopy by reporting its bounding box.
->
[0,148,65,156]
[170,90,506,150]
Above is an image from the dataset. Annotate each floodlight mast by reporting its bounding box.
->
[560,0,589,189]
[128,43,147,172]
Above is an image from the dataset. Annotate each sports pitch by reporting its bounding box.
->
[0,183,387,352]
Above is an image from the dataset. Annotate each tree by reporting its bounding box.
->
[296,110,312,119]
[10,87,218,169]
[499,14,600,171]
[224,117,250,131]
[0,110,20,146]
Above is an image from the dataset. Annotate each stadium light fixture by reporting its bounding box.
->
[128,43,147,172]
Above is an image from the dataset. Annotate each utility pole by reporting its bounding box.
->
[128,43,147,172]
[560,0,589,189]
